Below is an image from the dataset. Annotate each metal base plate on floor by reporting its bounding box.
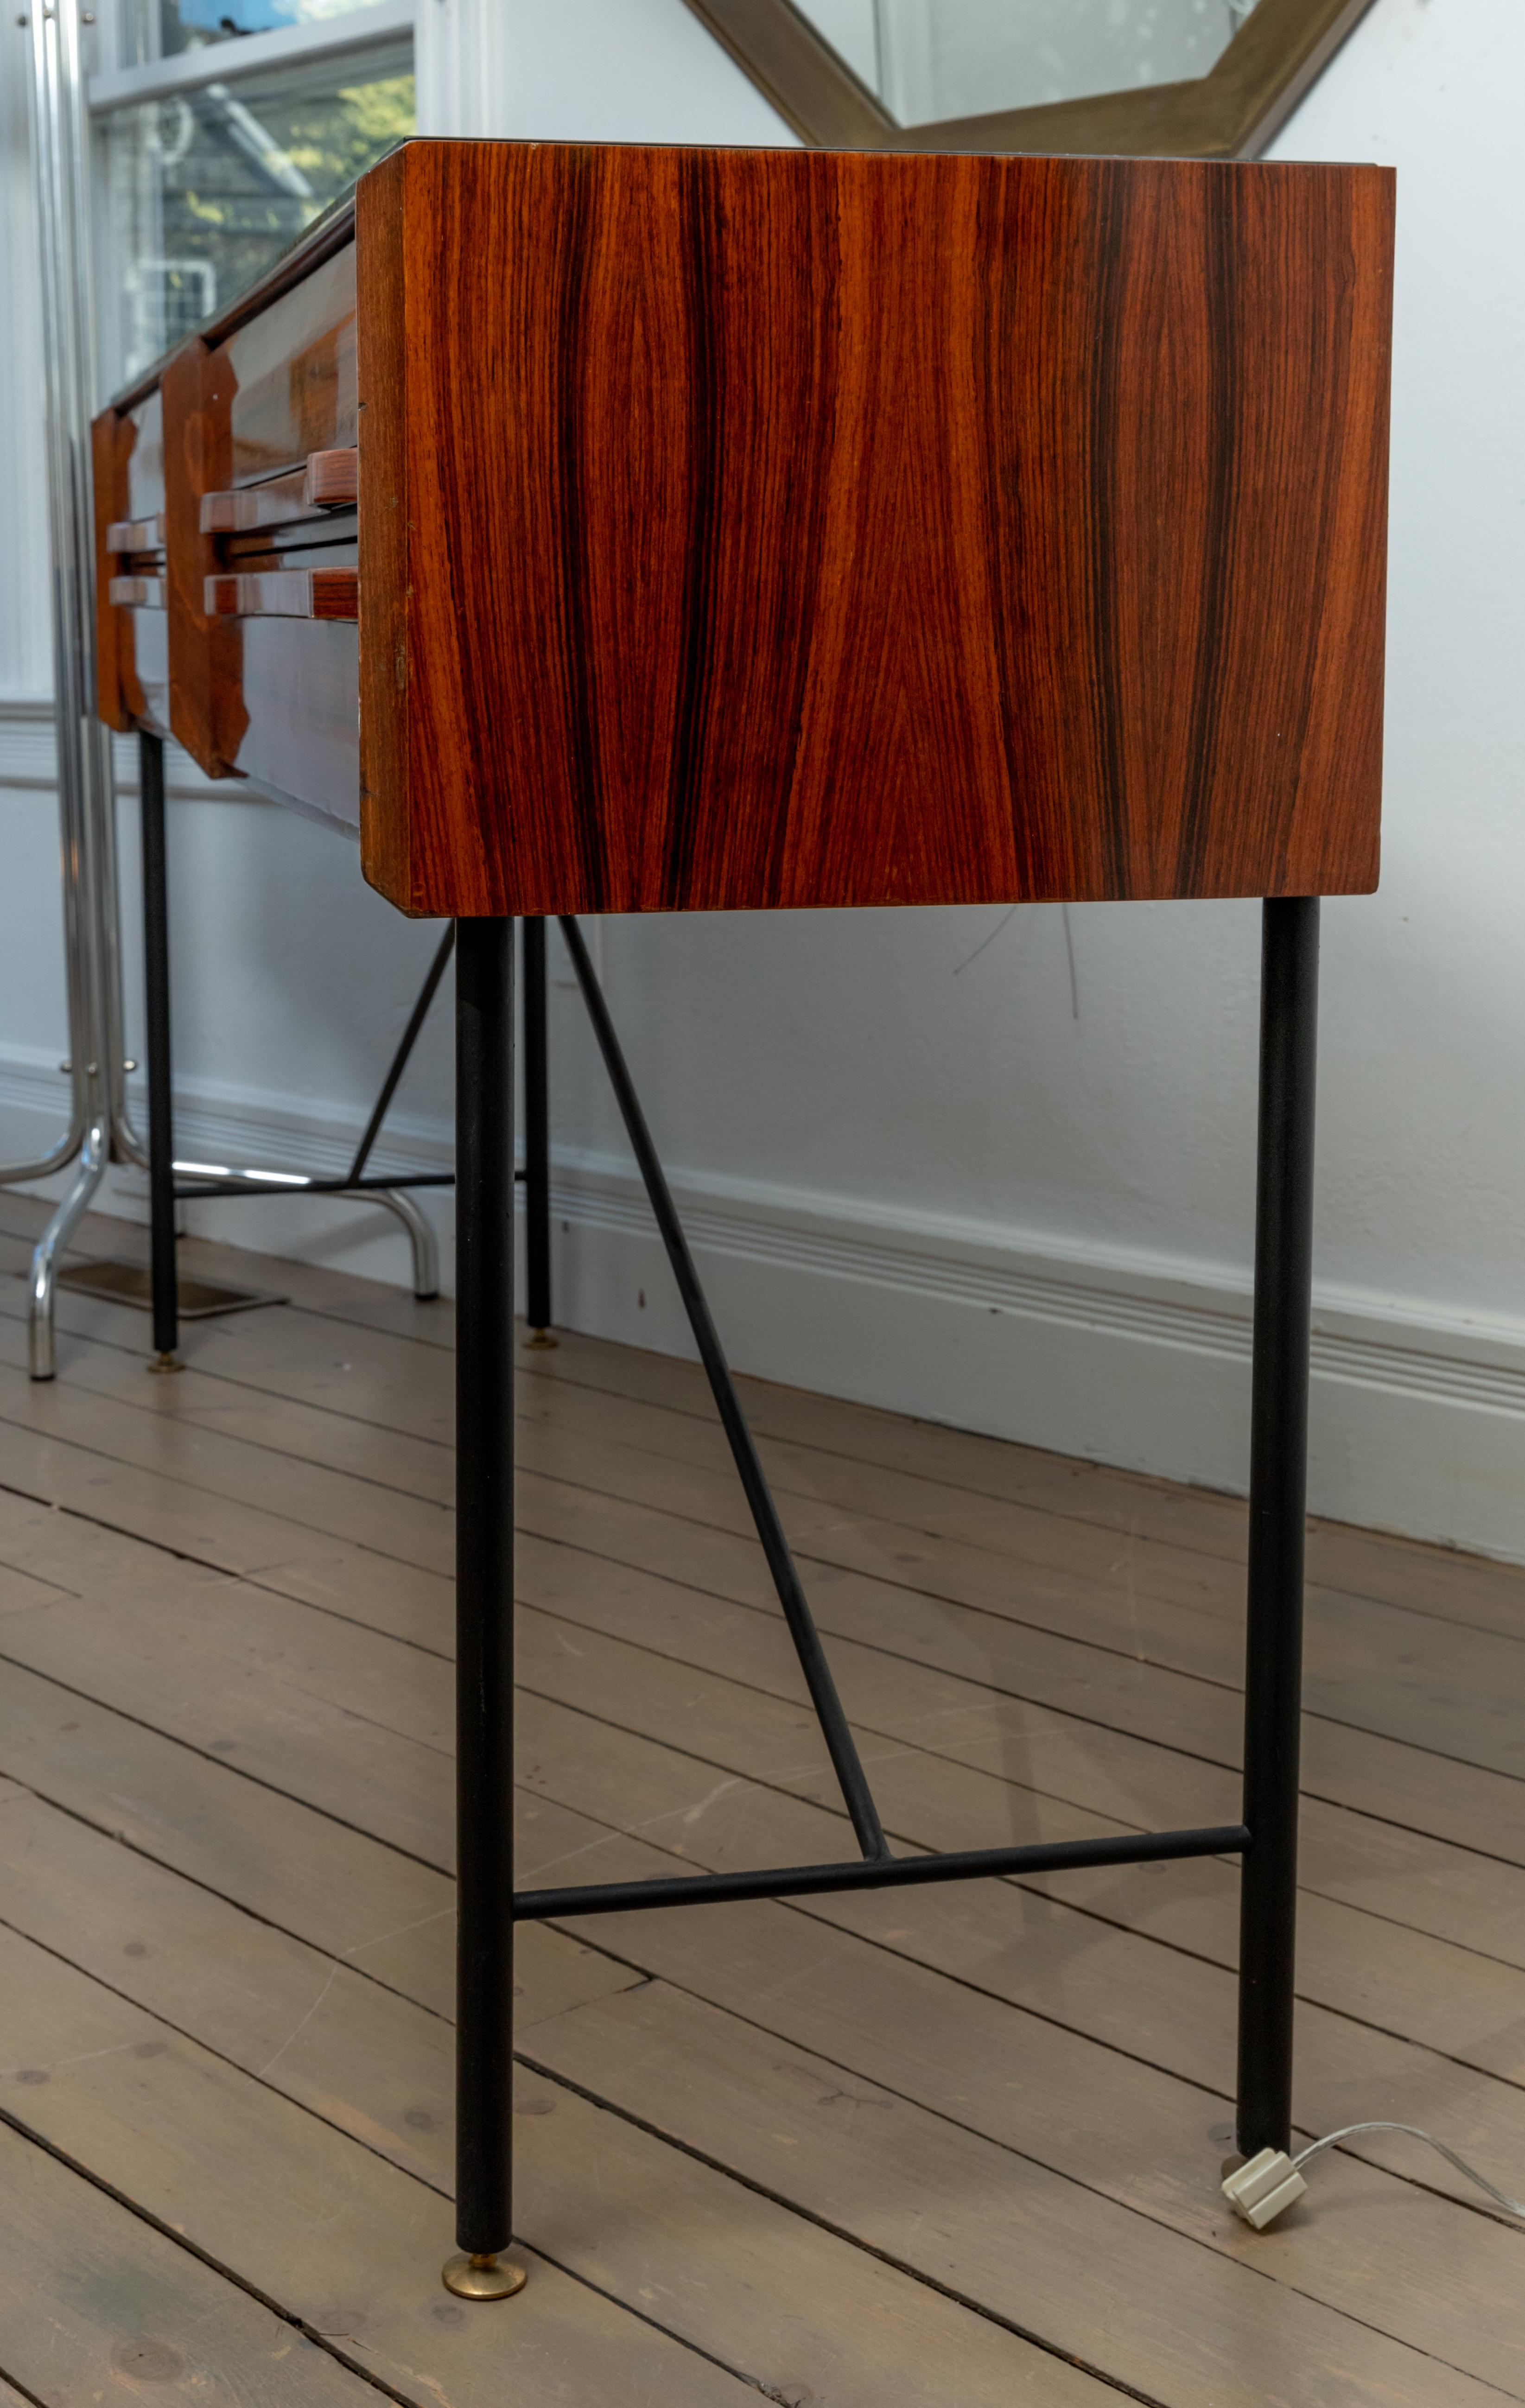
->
[441,2252,527,2301]
[56,1259,285,1320]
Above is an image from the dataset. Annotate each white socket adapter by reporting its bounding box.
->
[1221,2148,1308,2229]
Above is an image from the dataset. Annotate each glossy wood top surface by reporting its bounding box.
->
[357,140,1392,919]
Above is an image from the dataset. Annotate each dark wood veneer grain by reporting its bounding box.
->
[163,338,245,776]
[356,141,1392,921]
[92,393,169,739]
[93,406,137,736]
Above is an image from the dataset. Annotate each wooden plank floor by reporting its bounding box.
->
[1,1191,1524,2406]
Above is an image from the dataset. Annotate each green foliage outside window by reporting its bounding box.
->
[100,45,413,380]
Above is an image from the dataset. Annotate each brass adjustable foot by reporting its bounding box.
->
[441,2252,527,2301]
[147,1353,183,1376]
[522,1328,559,1350]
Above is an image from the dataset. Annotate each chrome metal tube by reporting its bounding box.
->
[28,1111,107,1381]
[0,1118,86,1191]
[373,1186,441,1300]
[170,1161,442,1297]
[21,0,115,1374]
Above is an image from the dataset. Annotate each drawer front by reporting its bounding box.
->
[225,246,358,483]
[94,387,169,737]
[124,388,165,526]
[165,239,360,825]
[226,619,360,832]
[218,533,360,826]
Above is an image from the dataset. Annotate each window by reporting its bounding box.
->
[120,0,397,64]
[90,0,413,388]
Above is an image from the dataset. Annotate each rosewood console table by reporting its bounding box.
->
[93,138,1394,2300]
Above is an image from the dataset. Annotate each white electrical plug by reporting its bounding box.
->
[1223,2121,1525,2231]
[1221,2148,1308,2229]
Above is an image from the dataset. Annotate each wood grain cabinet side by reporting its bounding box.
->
[93,383,169,739]
[356,140,1393,921]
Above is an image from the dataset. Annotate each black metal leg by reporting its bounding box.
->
[521,918,554,1344]
[139,731,178,1368]
[1236,896,1319,2158]
[445,917,524,2302]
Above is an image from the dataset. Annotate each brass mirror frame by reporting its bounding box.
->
[682,0,1378,159]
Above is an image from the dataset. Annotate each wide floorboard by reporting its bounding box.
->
[1,1191,1523,2407]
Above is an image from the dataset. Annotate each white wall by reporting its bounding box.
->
[5,0,1525,1562]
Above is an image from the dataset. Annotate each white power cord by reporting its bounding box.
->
[1223,2123,1525,2230]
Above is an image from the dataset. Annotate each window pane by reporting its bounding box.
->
[96,41,411,384]
[793,0,1259,125]
[125,0,391,64]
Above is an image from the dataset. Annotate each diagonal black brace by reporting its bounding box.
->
[558,914,890,1863]
[347,921,458,1186]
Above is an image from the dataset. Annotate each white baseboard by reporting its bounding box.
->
[541,1156,1525,1569]
[0,708,261,801]
[5,1048,1525,1566]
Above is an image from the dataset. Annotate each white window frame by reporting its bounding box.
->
[88,0,415,111]
[87,0,413,390]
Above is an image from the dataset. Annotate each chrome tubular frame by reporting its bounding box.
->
[18,0,440,1373]
[18,0,134,1378]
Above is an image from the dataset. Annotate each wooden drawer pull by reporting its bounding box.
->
[105,515,164,553]
[305,447,359,508]
[204,567,358,621]
[199,446,358,535]
[107,574,165,609]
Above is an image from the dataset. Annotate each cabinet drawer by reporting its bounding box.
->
[222,619,361,832]
[163,218,361,826]
[223,245,358,484]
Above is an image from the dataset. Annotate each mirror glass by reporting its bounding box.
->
[794,0,1260,123]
